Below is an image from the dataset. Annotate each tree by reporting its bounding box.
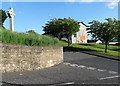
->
[43,18,80,46]
[114,20,120,44]
[26,30,37,34]
[0,9,7,26]
[88,18,117,53]
[43,18,63,39]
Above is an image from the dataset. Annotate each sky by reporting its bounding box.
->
[1,1,118,39]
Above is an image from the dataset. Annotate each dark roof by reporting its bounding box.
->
[79,22,89,27]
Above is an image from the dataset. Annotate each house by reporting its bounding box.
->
[96,40,102,44]
[71,22,89,44]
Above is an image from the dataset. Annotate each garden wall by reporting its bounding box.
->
[0,44,63,72]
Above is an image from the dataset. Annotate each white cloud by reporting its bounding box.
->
[1,0,119,9]
[65,0,95,2]
[1,0,119,2]
[66,0,119,9]
[107,1,118,9]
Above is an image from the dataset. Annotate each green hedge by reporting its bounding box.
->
[0,26,59,46]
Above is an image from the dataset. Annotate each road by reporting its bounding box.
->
[1,49,120,85]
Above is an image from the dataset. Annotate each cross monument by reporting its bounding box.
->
[7,8,15,32]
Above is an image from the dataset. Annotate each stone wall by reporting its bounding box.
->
[0,44,63,73]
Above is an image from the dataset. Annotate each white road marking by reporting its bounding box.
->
[50,82,74,86]
[74,64,78,67]
[19,73,23,75]
[63,62,118,74]
[99,76,120,80]
[58,82,74,85]
[70,64,78,67]
[63,63,71,65]
[97,69,106,72]
[78,65,86,68]
[87,67,96,70]
[108,71,117,74]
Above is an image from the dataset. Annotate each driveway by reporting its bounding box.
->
[1,48,120,85]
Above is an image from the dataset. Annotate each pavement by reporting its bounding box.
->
[1,47,120,86]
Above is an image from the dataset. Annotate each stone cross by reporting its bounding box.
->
[7,8,15,32]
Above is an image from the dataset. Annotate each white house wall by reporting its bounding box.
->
[71,35,76,44]
[71,22,88,44]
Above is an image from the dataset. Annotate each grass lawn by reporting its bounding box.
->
[58,41,119,57]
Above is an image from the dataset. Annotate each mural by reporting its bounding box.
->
[79,29,87,43]
[71,22,88,44]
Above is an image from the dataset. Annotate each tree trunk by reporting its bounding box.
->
[57,33,60,40]
[118,35,120,45]
[68,35,70,46]
[105,40,108,53]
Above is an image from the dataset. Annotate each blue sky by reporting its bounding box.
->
[2,2,118,36]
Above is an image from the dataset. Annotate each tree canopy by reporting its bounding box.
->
[0,9,7,26]
[43,18,80,46]
[114,20,120,43]
[88,18,118,53]
[26,30,38,34]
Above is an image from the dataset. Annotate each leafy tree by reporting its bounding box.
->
[26,30,37,34]
[0,9,7,26]
[88,18,117,53]
[114,20,120,44]
[43,18,80,46]
[43,18,65,39]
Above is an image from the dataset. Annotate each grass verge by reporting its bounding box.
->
[71,44,119,57]
[0,26,59,46]
[59,41,119,57]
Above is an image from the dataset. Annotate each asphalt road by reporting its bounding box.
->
[1,50,120,86]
